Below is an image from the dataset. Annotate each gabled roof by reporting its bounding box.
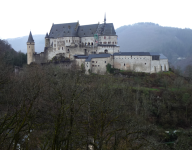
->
[49,22,78,38]
[85,54,111,62]
[27,31,34,43]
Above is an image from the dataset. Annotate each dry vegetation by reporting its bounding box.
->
[0,61,192,150]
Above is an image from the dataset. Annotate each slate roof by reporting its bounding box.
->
[27,31,34,43]
[74,55,88,59]
[114,52,151,56]
[77,24,98,37]
[45,33,49,38]
[159,54,167,59]
[48,22,116,38]
[85,54,111,62]
[149,52,160,56]
[102,23,116,35]
[49,22,78,38]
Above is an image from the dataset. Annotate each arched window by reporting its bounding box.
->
[104,49,108,53]
[91,42,93,45]
[88,42,90,45]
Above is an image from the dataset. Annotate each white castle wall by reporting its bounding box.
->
[97,46,119,54]
[114,56,151,73]
[99,36,118,45]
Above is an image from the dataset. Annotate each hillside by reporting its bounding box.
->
[116,22,192,69]
[7,34,45,53]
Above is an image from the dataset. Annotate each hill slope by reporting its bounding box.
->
[116,22,192,69]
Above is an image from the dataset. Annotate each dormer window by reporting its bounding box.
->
[56,29,57,31]
[84,33,85,35]
[63,26,65,28]
[90,28,91,30]
[68,26,71,29]
[64,31,65,33]
[81,29,83,31]
[52,32,54,34]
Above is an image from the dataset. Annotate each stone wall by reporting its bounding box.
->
[114,56,151,73]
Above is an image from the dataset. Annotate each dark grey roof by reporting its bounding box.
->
[49,22,78,38]
[27,31,34,43]
[160,54,167,59]
[45,33,49,38]
[114,52,151,56]
[85,54,111,62]
[149,52,160,56]
[102,23,116,35]
[74,55,88,59]
[77,24,98,37]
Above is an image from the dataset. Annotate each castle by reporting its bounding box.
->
[27,15,169,74]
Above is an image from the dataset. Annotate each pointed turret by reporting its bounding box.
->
[45,32,49,38]
[27,31,35,65]
[27,31,34,43]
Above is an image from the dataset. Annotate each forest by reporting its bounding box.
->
[0,40,192,150]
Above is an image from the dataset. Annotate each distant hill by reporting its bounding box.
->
[6,23,192,70]
[7,35,45,53]
[116,22,192,69]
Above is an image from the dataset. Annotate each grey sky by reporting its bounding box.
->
[1,0,192,39]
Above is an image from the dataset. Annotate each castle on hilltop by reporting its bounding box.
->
[27,15,169,74]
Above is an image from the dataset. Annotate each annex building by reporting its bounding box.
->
[27,15,169,74]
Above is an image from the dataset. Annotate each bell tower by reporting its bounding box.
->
[27,31,35,65]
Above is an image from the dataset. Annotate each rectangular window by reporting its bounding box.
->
[152,56,159,60]
[92,61,94,63]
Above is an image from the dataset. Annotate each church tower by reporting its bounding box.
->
[27,31,35,65]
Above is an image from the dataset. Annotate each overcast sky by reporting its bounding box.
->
[1,0,192,39]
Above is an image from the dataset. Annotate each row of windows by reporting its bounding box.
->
[99,42,117,44]
[92,61,106,63]
[92,65,100,67]
[122,63,147,66]
[115,57,147,59]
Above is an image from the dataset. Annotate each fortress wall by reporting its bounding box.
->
[97,46,119,54]
[90,57,111,75]
[114,56,151,73]
[150,59,161,73]
[81,37,95,45]
[99,36,118,45]
[75,59,86,67]
[85,62,91,75]
[160,59,169,71]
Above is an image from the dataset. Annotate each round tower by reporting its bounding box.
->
[45,32,50,47]
[27,31,35,65]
